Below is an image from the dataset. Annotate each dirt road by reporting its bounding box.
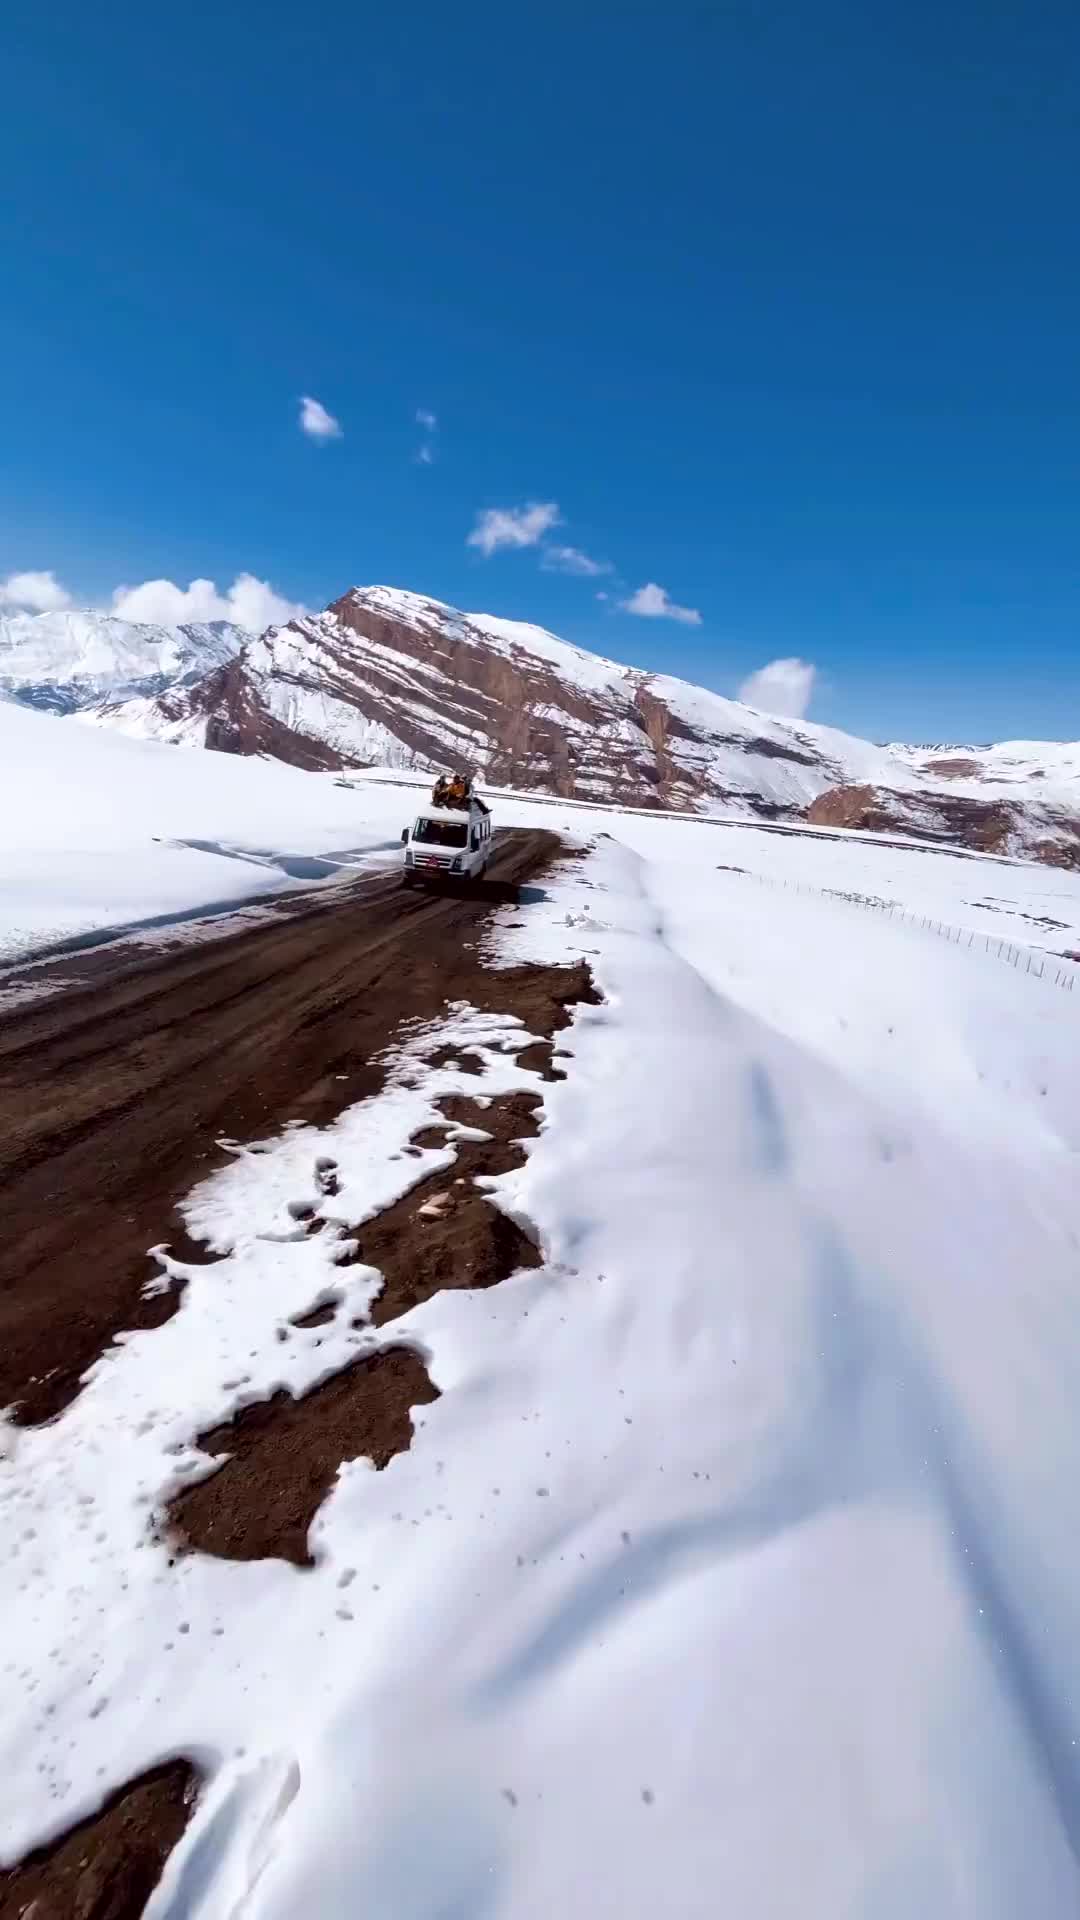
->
[0,829,562,1423]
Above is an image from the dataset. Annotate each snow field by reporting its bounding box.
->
[3,760,1080,1913]
[0,702,410,962]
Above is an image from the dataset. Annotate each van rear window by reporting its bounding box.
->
[413,817,468,848]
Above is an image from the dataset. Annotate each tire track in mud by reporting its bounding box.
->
[0,830,560,1424]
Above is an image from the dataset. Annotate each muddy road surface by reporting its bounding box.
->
[0,828,560,1423]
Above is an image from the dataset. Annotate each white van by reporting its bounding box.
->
[401,790,492,887]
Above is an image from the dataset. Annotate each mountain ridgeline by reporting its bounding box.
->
[6,586,1080,867]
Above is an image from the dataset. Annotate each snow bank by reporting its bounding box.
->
[5,810,1080,1913]
[0,704,409,961]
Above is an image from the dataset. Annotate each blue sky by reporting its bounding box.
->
[2,0,1078,741]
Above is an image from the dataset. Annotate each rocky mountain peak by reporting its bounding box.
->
[64,583,1080,869]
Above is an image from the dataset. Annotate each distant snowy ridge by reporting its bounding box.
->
[0,607,250,714]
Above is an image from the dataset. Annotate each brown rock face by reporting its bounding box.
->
[323,591,657,800]
[105,587,837,816]
[806,784,1021,850]
[805,785,889,832]
[1035,837,1080,872]
[806,783,1080,867]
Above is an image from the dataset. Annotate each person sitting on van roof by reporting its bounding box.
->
[432,771,471,809]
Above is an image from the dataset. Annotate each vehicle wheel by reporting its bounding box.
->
[401,873,415,889]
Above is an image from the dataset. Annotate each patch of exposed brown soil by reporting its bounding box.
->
[434,1091,541,1134]
[0,830,560,1425]
[425,1043,485,1075]
[435,1088,544,1163]
[168,1347,438,1566]
[512,1040,565,1081]
[165,1030,575,1570]
[923,756,983,778]
[365,1089,548,1326]
[0,1761,199,1920]
[473,959,600,1038]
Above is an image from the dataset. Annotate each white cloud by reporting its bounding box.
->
[595,590,610,602]
[0,569,73,613]
[621,581,702,626]
[299,395,343,441]
[416,408,438,431]
[541,544,613,578]
[416,443,435,466]
[111,572,306,634]
[467,501,562,557]
[738,657,817,720]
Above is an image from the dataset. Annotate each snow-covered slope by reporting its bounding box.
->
[890,737,1080,808]
[0,698,402,965]
[0,607,248,713]
[6,806,1080,1914]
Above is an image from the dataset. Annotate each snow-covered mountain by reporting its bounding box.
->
[0,607,249,715]
[890,737,1080,792]
[87,585,892,807]
[80,584,1080,867]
